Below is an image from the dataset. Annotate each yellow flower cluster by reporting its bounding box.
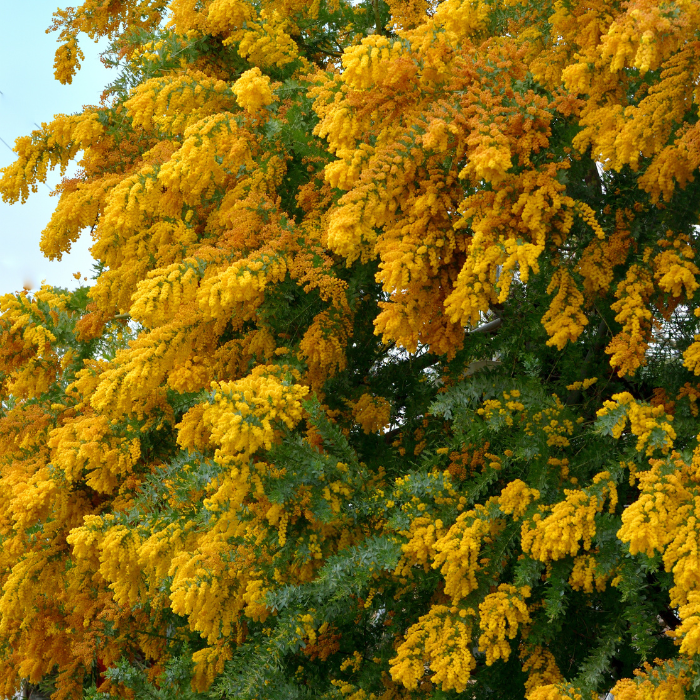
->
[568,555,609,593]
[138,522,198,585]
[169,538,252,645]
[605,266,654,377]
[341,36,407,91]
[653,242,699,300]
[460,131,513,185]
[48,0,166,83]
[349,394,392,435]
[617,455,693,559]
[96,524,146,608]
[478,584,531,665]
[232,67,274,115]
[90,320,198,417]
[396,516,446,575]
[685,337,700,377]
[521,473,617,562]
[541,270,589,351]
[206,0,254,36]
[198,253,287,322]
[0,288,75,399]
[299,310,351,391]
[125,70,235,135]
[597,392,676,455]
[478,390,525,427]
[53,36,85,85]
[241,577,271,622]
[390,605,476,692]
[156,114,253,205]
[616,448,700,651]
[445,166,575,329]
[67,519,147,609]
[322,191,379,263]
[48,416,140,494]
[169,0,300,68]
[498,480,540,520]
[130,260,201,328]
[610,660,689,700]
[374,284,466,358]
[129,37,166,66]
[565,0,700,201]
[573,202,606,240]
[528,397,575,448]
[432,0,490,38]
[565,377,597,391]
[179,366,309,465]
[41,173,122,262]
[677,591,700,656]
[520,646,563,697]
[422,118,460,153]
[191,645,233,692]
[0,112,103,206]
[576,217,631,299]
[236,10,300,68]
[313,15,593,358]
[433,506,502,601]
[528,682,584,700]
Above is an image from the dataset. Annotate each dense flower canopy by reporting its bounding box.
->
[2,0,700,698]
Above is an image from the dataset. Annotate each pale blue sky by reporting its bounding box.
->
[0,3,112,295]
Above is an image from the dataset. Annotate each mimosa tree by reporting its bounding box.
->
[2,0,700,698]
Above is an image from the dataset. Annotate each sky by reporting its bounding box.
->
[0,3,113,295]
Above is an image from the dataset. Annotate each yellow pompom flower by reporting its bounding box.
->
[232,67,274,115]
[478,584,531,665]
[498,480,540,520]
[349,394,392,434]
[390,605,476,692]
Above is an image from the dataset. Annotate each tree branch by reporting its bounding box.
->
[470,317,502,334]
